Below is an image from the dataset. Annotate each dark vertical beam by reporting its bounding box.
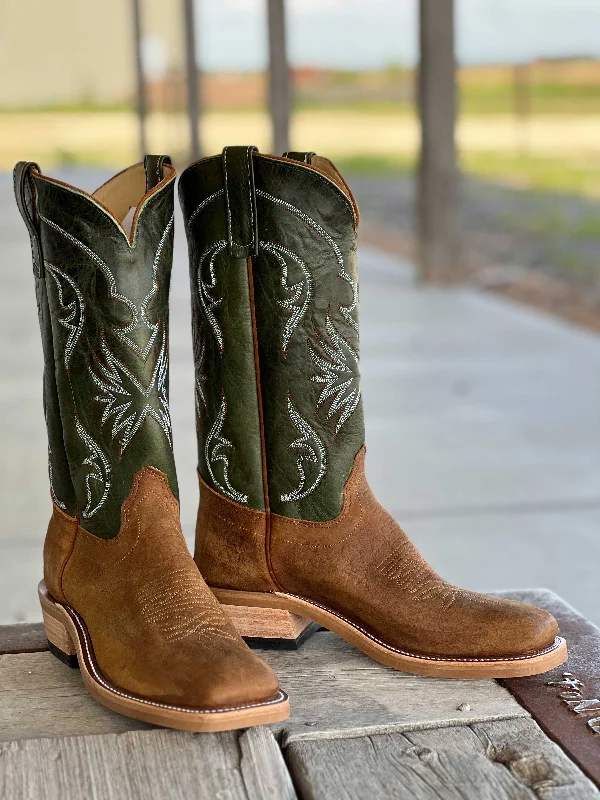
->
[183,0,201,160]
[132,0,147,158]
[267,0,291,154]
[417,0,458,280]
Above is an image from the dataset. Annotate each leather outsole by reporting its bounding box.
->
[213,587,568,679]
[38,582,290,732]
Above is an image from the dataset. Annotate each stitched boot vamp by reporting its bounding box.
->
[271,448,558,660]
[61,468,280,708]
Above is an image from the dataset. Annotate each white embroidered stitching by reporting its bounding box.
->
[39,213,174,361]
[310,314,361,434]
[186,189,225,231]
[75,417,111,518]
[60,602,287,713]
[255,190,358,331]
[197,240,227,354]
[281,395,327,503]
[205,393,249,504]
[48,444,67,510]
[259,241,313,353]
[89,327,172,454]
[193,330,207,419]
[136,213,174,360]
[45,262,85,370]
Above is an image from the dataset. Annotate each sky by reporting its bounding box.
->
[196,0,600,70]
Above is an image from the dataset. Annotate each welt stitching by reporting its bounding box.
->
[63,602,287,713]
[280,593,565,664]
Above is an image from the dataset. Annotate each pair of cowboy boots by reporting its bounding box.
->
[14,147,567,732]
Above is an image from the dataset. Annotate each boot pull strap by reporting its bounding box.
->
[14,161,44,279]
[222,145,259,258]
[283,151,316,165]
[144,154,172,192]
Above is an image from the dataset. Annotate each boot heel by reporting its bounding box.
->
[221,603,319,650]
[38,583,79,668]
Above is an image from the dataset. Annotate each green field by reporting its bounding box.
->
[338,151,600,199]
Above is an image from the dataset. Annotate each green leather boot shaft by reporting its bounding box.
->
[179,153,266,510]
[16,161,178,538]
[180,150,365,521]
[14,162,78,516]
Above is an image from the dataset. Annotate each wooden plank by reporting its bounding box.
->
[0,651,151,740]
[498,589,600,788]
[285,717,600,799]
[417,0,459,279]
[0,727,296,800]
[239,726,297,800]
[267,0,291,154]
[0,632,526,743]
[263,630,528,745]
[0,622,46,655]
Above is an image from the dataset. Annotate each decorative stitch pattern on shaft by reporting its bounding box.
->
[259,241,313,353]
[75,417,111,518]
[255,190,358,332]
[196,240,227,354]
[192,321,208,420]
[186,189,225,231]
[310,314,361,434]
[48,445,67,511]
[40,213,174,362]
[205,393,249,504]
[89,328,172,455]
[45,262,85,370]
[281,396,327,503]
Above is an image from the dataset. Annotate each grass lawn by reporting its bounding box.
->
[338,151,600,199]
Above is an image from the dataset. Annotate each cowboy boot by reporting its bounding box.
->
[14,157,289,730]
[179,145,568,679]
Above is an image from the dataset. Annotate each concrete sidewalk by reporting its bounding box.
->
[1,170,599,626]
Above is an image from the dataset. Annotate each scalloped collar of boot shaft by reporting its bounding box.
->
[181,148,360,229]
[30,157,176,247]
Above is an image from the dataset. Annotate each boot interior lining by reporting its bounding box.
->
[93,162,175,224]
[311,156,360,225]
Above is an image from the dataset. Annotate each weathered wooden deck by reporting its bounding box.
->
[1,589,599,798]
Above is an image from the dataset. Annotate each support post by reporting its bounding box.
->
[267,0,291,154]
[132,0,147,159]
[417,0,459,280]
[183,0,201,161]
